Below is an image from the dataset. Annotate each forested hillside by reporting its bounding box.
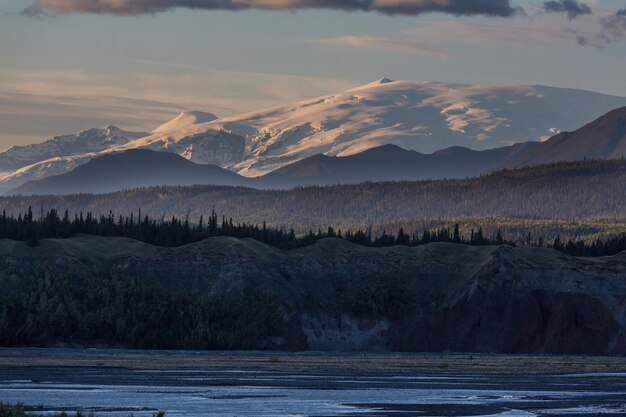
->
[1,236,626,354]
[1,160,623,237]
[3,208,625,256]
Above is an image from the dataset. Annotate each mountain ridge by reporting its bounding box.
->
[7,142,541,195]
[2,79,626,188]
[503,106,626,168]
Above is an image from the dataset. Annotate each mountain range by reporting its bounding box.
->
[8,104,626,195]
[2,78,626,193]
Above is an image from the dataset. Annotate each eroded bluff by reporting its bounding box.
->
[0,236,624,355]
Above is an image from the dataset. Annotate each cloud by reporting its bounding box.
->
[567,8,626,47]
[408,20,583,47]
[0,69,354,148]
[23,0,520,17]
[305,35,448,57]
[542,0,591,20]
[599,8,626,43]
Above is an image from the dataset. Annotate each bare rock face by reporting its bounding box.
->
[173,130,246,166]
[1,236,626,354]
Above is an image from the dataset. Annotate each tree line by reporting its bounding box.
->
[1,159,624,232]
[2,207,625,257]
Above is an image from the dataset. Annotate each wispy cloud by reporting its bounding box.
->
[408,20,585,47]
[599,8,626,43]
[305,35,448,57]
[0,69,354,148]
[23,0,520,17]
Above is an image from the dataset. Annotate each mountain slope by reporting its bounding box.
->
[2,79,626,187]
[0,126,147,172]
[206,80,626,176]
[260,142,539,187]
[503,106,626,168]
[1,235,626,354]
[10,150,251,195]
[152,110,218,134]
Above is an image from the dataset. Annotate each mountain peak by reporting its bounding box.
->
[377,77,394,84]
[178,111,218,123]
[154,110,218,133]
[104,125,122,135]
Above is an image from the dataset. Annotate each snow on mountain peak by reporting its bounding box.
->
[3,79,626,189]
[153,111,218,133]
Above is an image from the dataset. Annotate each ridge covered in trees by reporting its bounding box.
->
[3,207,625,257]
[0,158,624,237]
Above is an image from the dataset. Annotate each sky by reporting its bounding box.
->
[1,0,626,148]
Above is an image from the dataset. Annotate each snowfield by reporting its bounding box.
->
[2,78,626,190]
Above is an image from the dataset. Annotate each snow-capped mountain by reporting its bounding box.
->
[2,79,626,189]
[208,79,626,176]
[0,126,147,172]
[0,112,244,192]
[110,110,246,166]
[0,155,93,193]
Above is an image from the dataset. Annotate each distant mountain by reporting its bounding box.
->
[0,113,245,192]
[2,80,626,187]
[206,80,626,176]
[9,142,545,194]
[10,150,250,195]
[503,106,626,168]
[0,126,147,172]
[261,142,539,187]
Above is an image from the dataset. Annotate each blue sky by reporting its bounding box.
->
[1,0,626,147]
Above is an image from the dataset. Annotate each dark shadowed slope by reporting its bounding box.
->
[9,143,543,194]
[504,106,626,168]
[259,142,539,187]
[9,149,252,195]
